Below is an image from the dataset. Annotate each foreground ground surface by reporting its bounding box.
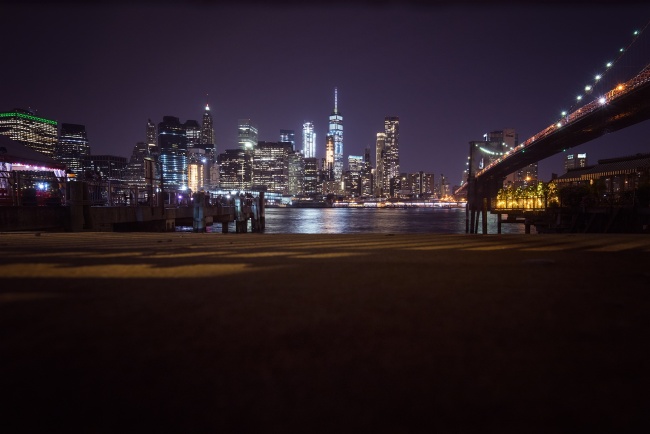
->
[1,232,649,433]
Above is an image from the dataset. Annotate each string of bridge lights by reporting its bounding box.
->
[558,22,650,123]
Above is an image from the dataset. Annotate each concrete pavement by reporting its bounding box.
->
[1,232,649,433]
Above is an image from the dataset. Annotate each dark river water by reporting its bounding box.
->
[182,207,526,234]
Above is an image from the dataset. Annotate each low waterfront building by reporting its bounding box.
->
[0,135,66,206]
[554,153,650,193]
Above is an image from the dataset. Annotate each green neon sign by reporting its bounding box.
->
[0,112,57,126]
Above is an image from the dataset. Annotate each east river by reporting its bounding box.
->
[182,206,527,234]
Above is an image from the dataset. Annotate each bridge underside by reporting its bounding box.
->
[465,80,650,232]
[480,80,650,180]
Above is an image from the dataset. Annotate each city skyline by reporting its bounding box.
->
[4,1,650,184]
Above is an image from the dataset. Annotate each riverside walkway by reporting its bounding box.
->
[1,232,649,433]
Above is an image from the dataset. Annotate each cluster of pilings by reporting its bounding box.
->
[233,191,265,233]
[465,176,503,234]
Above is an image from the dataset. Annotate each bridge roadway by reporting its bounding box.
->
[1,232,648,432]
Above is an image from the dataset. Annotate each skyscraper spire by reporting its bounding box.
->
[328,87,343,183]
[200,98,215,146]
[334,87,338,114]
[205,93,210,111]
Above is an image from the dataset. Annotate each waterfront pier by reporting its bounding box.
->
[0,183,268,233]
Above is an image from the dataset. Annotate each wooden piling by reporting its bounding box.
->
[470,208,476,234]
[259,191,265,232]
[482,198,488,234]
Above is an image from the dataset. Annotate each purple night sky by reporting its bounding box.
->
[4,1,650,186]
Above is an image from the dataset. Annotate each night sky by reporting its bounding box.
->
[4,1,650,185]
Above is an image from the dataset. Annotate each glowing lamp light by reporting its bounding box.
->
[620,48,625,52]
[556,122,562,128]
[606,62,613,68]
[599,97,607,105]
[561,111,567,116]
[585,85,592,92]
[617,84,624,91]
[595,74,601,81]
[634,30,639,35]
[577,95,583,101]
[38,183,46,190]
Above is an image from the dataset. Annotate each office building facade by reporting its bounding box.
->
[158,116,188,191]
[302,122,316,158]
[56,123,90,177]
[0,108,58,158]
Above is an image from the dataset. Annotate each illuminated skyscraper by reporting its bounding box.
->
[374,116,399,197]
[362,146,373,197]
[375,132,386,197]
[200,103,215,149]
[303,157,319,196]
[328,88,343,181]
[252,141,293,194]
[56,123,90,177]
[302,122,316,158]
[345,155,363,197]
[218,149,251,190]
[146,119,157,147]
[185,120,201,149]
[158,116,188,191]
[0,108,58,158]
[288,151,304,196]
[238,119,258,151]
[384,116,400,181]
